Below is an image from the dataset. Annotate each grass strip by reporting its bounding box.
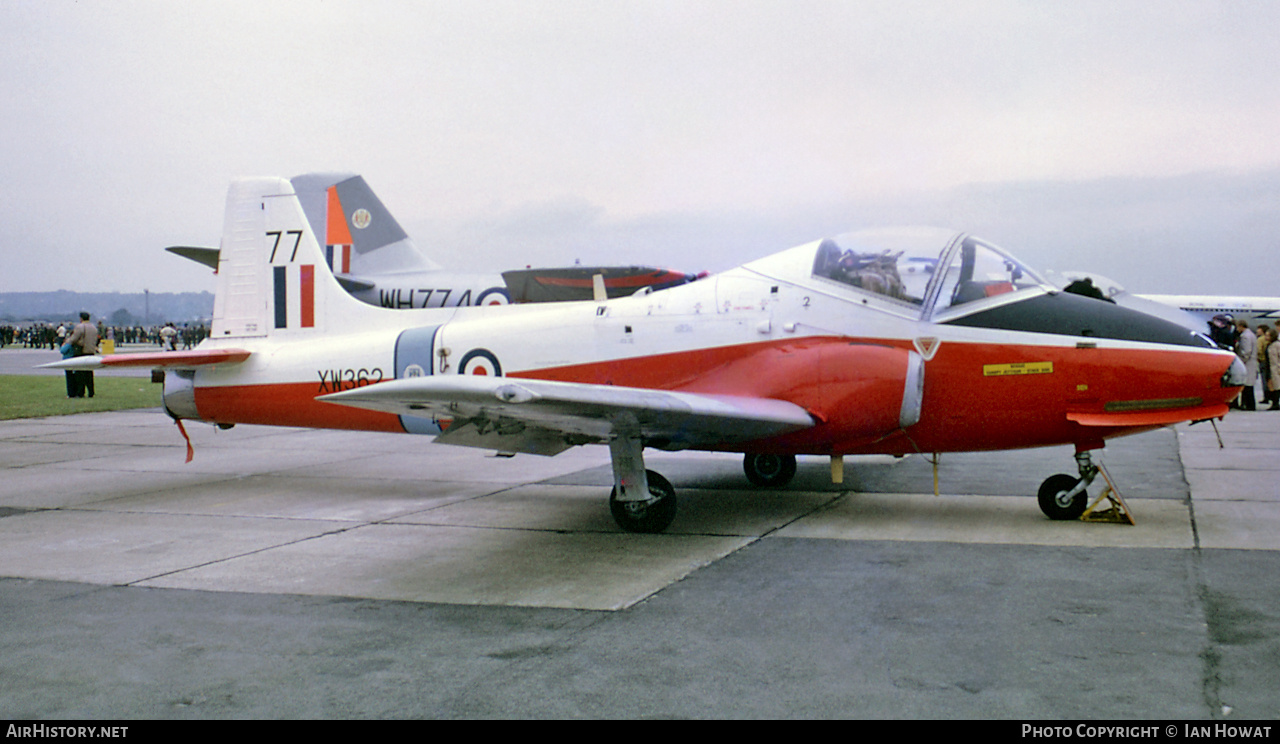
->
[0,375,162,420]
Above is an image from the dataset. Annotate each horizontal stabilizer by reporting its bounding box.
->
[40,349,251,371]
[165,246,221,270]
[334,274,377,293]
[319,375,814,452]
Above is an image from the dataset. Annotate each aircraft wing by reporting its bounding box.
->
[319,375,815,456]
[39,349,251,371]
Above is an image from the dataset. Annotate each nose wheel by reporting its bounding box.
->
[1037,450,1134,524]
[1038,473,1088,520]
[1039,451,1098,520]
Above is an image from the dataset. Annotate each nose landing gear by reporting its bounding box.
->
[1038,473,1088,520]
[1037,450,1135,524]
[1038,451,1096,520]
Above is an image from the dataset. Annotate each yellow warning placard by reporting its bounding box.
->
[983,361,1053,377]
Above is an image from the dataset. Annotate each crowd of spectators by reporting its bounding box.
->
[1208,314,1278,411]
[0,321,208,350]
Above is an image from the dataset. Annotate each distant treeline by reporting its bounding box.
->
[0,291,214,325]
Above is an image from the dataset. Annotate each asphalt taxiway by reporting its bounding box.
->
[1,381,1277,718]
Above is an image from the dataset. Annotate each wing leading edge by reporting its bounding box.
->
[319,375,816,456]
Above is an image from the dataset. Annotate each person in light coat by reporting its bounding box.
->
[1269,330,1280,411]
[1234,321,1258,410]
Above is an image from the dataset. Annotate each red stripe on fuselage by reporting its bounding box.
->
[194,382,403,432]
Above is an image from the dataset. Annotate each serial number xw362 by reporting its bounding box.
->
[317,368,384,393]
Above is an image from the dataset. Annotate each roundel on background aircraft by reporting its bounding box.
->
[476,287,510,306]
[459,349,502,376]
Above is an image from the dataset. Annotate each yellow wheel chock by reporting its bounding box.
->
[1079,461,1135,525]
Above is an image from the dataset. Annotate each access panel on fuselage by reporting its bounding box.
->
[394,325,443,435]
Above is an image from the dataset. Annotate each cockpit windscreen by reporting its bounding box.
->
[809,231,1051,317]
[934,237,1048,314]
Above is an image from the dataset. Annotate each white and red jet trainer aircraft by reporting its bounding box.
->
[49,178,1247,533]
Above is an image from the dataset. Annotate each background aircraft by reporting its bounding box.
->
[292,172,512,308]
[1138,294,1280,326]
[1048,270,1280,329]
[168,173,699,308]
[54,177,1245,534]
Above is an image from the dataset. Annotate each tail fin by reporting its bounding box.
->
[290,173,440,277]
[211,177,375,340]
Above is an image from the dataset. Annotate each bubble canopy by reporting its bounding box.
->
[744,228,1054,320]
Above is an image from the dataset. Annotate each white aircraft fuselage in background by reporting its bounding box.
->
[1139,295,1280,326]
[1048,271,1280,327]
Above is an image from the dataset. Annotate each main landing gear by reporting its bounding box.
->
[605,446,802,532]
[743,453,797,487]
[609,470,676,534]
[607,435,678,533]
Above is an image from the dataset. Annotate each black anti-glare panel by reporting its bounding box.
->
[943,291,1213,348]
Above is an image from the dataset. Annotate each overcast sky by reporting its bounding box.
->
[3,0,1280,296]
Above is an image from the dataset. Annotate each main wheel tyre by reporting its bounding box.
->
[743,453,797,487]
[1038,473,1087,520]
[609,470,677,534]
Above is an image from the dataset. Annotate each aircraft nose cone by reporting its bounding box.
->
[1223,356,1248,387]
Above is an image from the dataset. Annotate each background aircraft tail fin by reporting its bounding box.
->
[211,177,378,340]
[290,173,441,277]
